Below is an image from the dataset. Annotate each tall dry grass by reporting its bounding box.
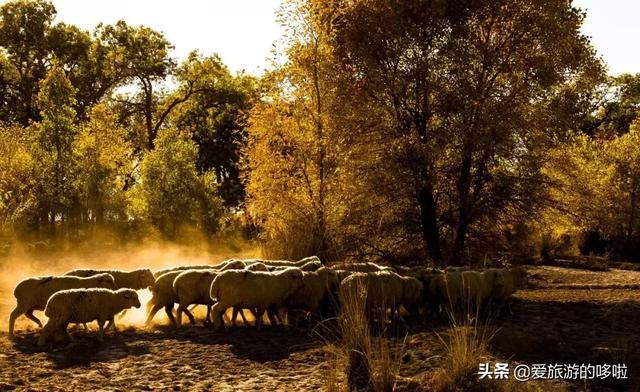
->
[428,311,496,391]
[326,276,404,391]
[426,301,538,392]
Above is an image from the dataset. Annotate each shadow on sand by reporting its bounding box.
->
[9,323,322,369]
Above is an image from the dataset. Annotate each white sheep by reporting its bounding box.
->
[482,268,507,302]
[209,267,304,330]
[171,260,253,327]
[282,267,339,323]
[172,269,219,327]
[64,268,155,290]
[427,271,464,312]
[428,270,490,313]
[331,262,394,273]
[226,262,272,326]
[37,288,141,346]
[145,270,184,327]
[8,273,116,338]
[245,262,269,271]
[496,267,527,300]
[339,271,423,321]
[249,256,321,268]
[153,265,214,279]
[400,267,442,294]
[64,268,154,328]
[300,259,323,272]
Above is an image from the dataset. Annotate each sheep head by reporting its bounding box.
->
[285,268,305,291]
[94,273,117,289]
[118,288,141,309]
[222,260,246,270]
[135,269,155,288]
[403,277,424,306]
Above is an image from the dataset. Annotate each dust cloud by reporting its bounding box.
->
[0,240,260,332]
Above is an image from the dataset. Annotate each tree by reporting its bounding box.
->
[32,62,78,235]
[0,124,37,234]
[0,0,126,124]
[610,125,640,248]
[543,126,640,260]
[98,21,178,150]
[316,0,602,264]
[172,53,257,206]
[583,74,640,137]
[131,127,223,238]
[0,0,57,125]
[73,104,132,228]
[245,0,375,260]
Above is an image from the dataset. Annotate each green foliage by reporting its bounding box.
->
[544,126,640,259]
[172,52,258,206]
[0,0,124,124]
[2,0,639,262]
[131,128,223,239]
[31,63,78,233]
[73,104,132,225]
[0,124,37,231]
[0,0,248,244]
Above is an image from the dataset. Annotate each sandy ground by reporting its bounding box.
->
[0,264,639,391]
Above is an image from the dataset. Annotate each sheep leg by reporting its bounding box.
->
[204,305,212,325]
[256,307,266,330]
[391,305,401,328]
[231,307,239,326]
[146,303,163,325]
[159,305,175,327]
[229,306,240,327]
[176,304,196,327]
[37,321,55,346]
[60,323,72,343]
[211,303,224,330]
[176,305,184,328]
[8,306,24,338]
[184,308,197,325]
[24,309,43,329]
[146,300,155,318]
[261,307,277,326]
[239,308,251,326]
[106,317,118,333]
[97,320,106,342]
[276,308,288,326]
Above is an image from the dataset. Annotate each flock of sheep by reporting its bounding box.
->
[7,256,527,346]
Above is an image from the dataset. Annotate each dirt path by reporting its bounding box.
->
[0,326,330,391]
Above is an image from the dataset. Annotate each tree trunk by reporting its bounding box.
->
[141,79,155,150]
[417,182,442,264]
[451,143,474,265]
[627,179,638,244]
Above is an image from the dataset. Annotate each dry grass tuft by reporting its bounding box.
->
[428,316,494,391]
[325,276,404,391]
